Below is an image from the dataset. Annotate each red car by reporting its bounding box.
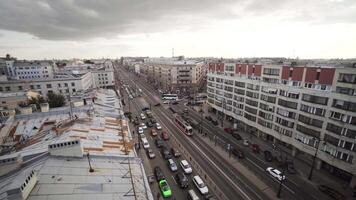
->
[224,128,233,134]
[161,131,170,140]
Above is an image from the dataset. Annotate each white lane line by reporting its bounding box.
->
[172,175,177,184]
[246,158,265,172]
[158,111,254,200]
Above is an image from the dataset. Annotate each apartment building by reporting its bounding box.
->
[206,61,356,187]
[139,57,206,95]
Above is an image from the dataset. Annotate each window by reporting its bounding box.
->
[64,83,68,87]
[289,70,293,77]
[336,87,355,96]
[0,87,2,91]
[263,68,280,76]
[18,86,23,90]
[46,84,52,88]
[332,99,356,112]
[302,94,328,105]
[71,82,75,87]
[338,73,356,84]
[5,86,10,91]
[278,99,297,109]
[37,85,41,89]
[72,88,76,92]
[58,83,61,87]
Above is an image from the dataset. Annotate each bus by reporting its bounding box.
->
[174,115,193,136]
[162,94,178,101]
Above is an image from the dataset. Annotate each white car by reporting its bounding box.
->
[140,113,146,120]
[138,127,143,134]
[266,167,285,181]
[140,123,147,129]
[180,160,192,174]
[156,123,162,130]
[192,175,209,195]
[168,159,178,172]
[163,100,170,104]
[141,138,150,149]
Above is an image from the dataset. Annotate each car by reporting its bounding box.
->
[140,113,146,120]
[151,129,158,136]
[171,101,179,105]
[171,147,181,157]
[155,138,164,148]
[154,103,161,106]
[264,150,273,162]
[232,148,245,159]
[146,148,155,159]
[318,185,345,200]
[211,120,218,126]
[204,194,218,200]
[146,121,153,127]
[150,118,157,124]
[161,131,169,140]
[192,175,209,195]
[156,123,162,130]
[154,166,165,181]
[266,167,285,181]
[180,160,192,174]
[183,108,188,113]
[161,147,172,159]
[167,159,178,172]
[139,133,146,140]
[224,127,233,134]
[232,133,242,140]
[175,173,189,188]
[142,107,149,112]
[286,160,297,174]
[163,100,170,104]
[147,174,155,184]
[205,116,212,121]
[138,127,144,134]
[140,123,147,129]
[129,95,133,99]
[243,139,249,146]
[141,138,150,149]
[146,112,153,118]
[159,179,172,198]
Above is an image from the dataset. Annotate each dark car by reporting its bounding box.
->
[286,160,296,174]
[205,116,213,121]
[232,148,245,159]
[231,133,242,140]
[161,131,170,140]
[224,128,233,134]
[146,121,153,127]
[318,185,345,200]
[154,166,165,181]
[264,150,273,162]
[175,173,189,188]
[161,147,172,159]
[204,194,218,200]
[154,103,161,107]
[155,138,164,148]
[171,147,181,157]
[171,101,179,105]
[142,107,150,112]
[169,107,176,113]
[149,118,157,124]
[211,120,219,126]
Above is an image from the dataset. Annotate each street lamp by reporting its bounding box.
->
[221,99,226,127]
[308,137,325,181]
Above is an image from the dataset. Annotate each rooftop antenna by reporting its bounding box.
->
[87,152,94,172]
[172,48,174,58]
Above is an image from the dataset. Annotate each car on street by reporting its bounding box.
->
[204,194,218,200]
[155,138,164,148]
[183,108,188,113]
[146,148,155,159]
[266,167,285,181]
[142,107,149,112]
[175,173,189,188]
[163,100,170,104]
[167,159,178,172]
[140,123,147,129]
[193,175,209,195]
[211,119,219,126]
[286,160,297,174]
[156,123,162,130]
[161,147,172,159]
[138,127,143,134]
[151,129,158,136]
[243,139,249,146]
[232,133,242,140]
[264,150,273,162]
[159,179,172,198]
[318,185,345,200]
[224,127,233,134]
[140,113,146,120]
[146,121,153,127]
[154,166,165,181]
[161,131,169,140]
[232,148,245,159]
[205,116,212,121]
[141,138,150,149]
[180,160,192,174]
[171,101,179,105]
[154,103,161,106]
[171,147,181,157]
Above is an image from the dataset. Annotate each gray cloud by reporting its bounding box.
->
[0,0,355,41]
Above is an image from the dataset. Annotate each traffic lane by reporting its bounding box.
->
[130,98,194,200]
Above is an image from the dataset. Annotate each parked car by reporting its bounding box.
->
[167,159,178,172]
[154,103,161,106]
[286,160,297,174]
[141,138,150,149]
[232,133,242,140]
[264,150,273,162]
[193,175,209,195]
[155,138,164,148]
[159,179,172,198]
[171,101,179,105]
[146,121,153,127]
[180,160,192,174]
[224,127,233,134]
[150,118,157,124]
[146,148,155,159]
[154,166,165,181]
[232,148,245,159]
[140,113,146,120]
[171,147,181,157]
[142,107,149,112]
[140,123,147,129]
[318,185,345,200]
[151,129,158,136]
[156,123,162,130]
[161,131,169,140]
[204,194,218,200]
[183,108,188,113]
[205,116,212,121]
[175,173,189,188]
[138,127,144,134]
[211,120,219,126]
[161,147,172,159]
[266,167,285,181]
[243,139,249,146]
[163,100,170,104]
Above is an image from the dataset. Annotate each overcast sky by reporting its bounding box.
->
[0,0,355,59]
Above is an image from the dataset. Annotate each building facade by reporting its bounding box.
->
[206,61,356,187]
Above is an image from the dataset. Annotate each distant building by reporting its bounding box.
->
[207,60,356,187]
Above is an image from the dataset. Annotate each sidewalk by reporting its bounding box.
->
[199,103,354,199]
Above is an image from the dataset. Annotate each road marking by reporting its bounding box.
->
[171,175,177,184]
[159,111,254,200]
[246,158,265,172]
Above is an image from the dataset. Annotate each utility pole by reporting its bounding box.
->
[308,138,323,180]
[221,99,226,128]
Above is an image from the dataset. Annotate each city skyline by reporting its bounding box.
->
[0,0,355,59]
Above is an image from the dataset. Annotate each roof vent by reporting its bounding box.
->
[48,140,83,158]
[5,169,37,200]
